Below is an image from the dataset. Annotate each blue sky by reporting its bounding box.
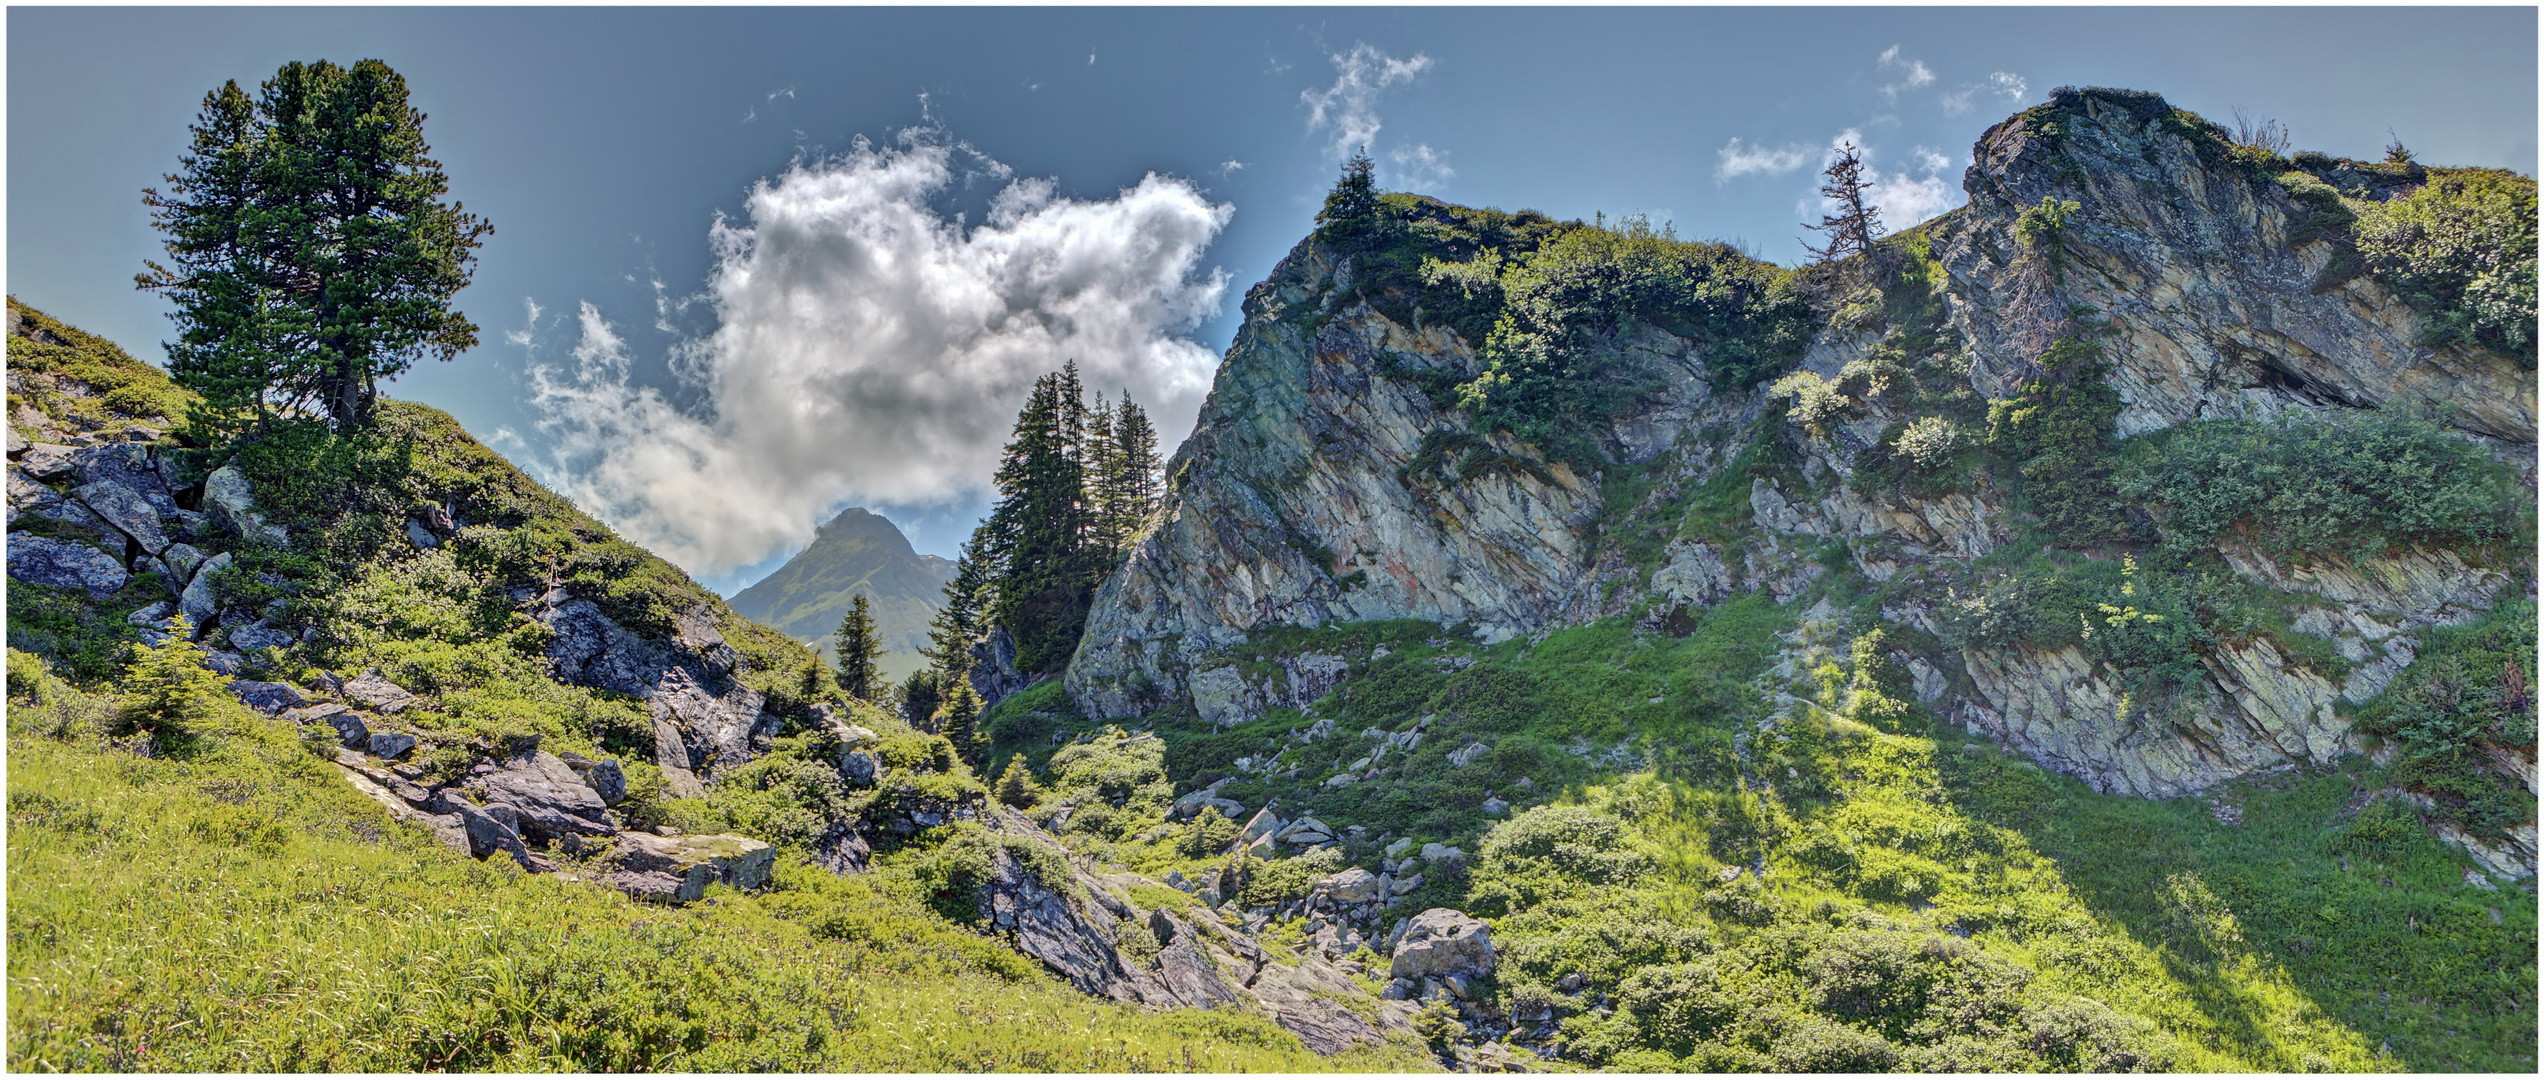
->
[10,6,2536,592]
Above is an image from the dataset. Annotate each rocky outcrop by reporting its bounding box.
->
[1066,87,2532,815]
[600,832,777,904]
[8,533,129,599]
[536,591,776,782]
[955,805,1418,1055]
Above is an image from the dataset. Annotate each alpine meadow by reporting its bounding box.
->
[6,13,2537,1075]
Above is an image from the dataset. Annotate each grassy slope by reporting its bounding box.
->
[3,303,1423,1071]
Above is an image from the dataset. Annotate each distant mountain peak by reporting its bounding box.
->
[727,506,956,680]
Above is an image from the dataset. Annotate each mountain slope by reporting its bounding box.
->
[1028,87,2536,1071]
[726,506,955,681]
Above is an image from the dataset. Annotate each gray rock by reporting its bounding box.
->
[1388,872,1424,896]
[229,680,308,714]
[579,757,629,805]
[126,600,176,628]
[450,797,543,872]
[1389,907,1494,982]
[6,466,60,519]
[317,711,370,748]
[837,749,880,788]
[178,552,233,627]
[367,731,417,759]
[1419,842,1466,869]
[1383,836,1414,858]
[4,423,24,456]
[159,543,206,587]
[16,443,76,480]
[1481,796,1510,816]
[197,650,244,675]
[470,750,617,841]
[341,669,418,713]
[227,620,295,652]
[1317,868,1386,904]
[601,832,776,904]
[7,534,128,599]
[70,443,178,515]
[200,464,287,544]
[405,518,441,549]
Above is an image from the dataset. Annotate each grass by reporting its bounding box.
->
[4,653,1428,1072]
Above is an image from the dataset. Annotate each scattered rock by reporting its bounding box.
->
[7,534,129,599]
[1388,873,1423,896]
[200,463,287,544]
[836,749,880,788]
[1389,908,1495,983]
[178,551,233,626]
[341,669,419,713]
[72,480,169,554]
[2465,868,2500,891]
[15,443,76,480]
[227,620,295,652]
[471,750,617,840]
[227,680,308,714]
[368,731,417,759]
[1481,796,1510,816]
[1318,868,1387,904]
[126,601,176,628]
[198,650,244,675]
[601,832,776,904]
[1384,836,1414,858]
[315,711,371,748]
[405,518,442,549]
[159,542,206,587]
[1419,842,1466,869]
[575,757,629,805]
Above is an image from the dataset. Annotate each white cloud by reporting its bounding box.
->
[1386,143,1454,191]
[1812,137,1963,232]
[504,297,544,347]
[1217,159,1246,176]
[1877,44,1935,101]
[1715,137,1811,183]
[767,86,795,102]
[1944,71,2031,117]
[521,130,1234,576]
[1301,43,1433,159]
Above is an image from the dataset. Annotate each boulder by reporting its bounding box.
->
[367,731,418,759]
[70,443,179,516]
[126,601,176,628]
[405,518,442,549]
[601,832,775,904]
[7,534,128,599]
[1318,868,1387,904]
[227,620,295,652]
[1420,842,1467,869]
[1388,873,1425,896]
[470,750,616,840]
[198,650,244,675]
[1389,908,1495,983]
[577,757,629,805]
[200,464,287,544]
[1384,836,1414,858]
[178,551,233,626]
[159,543,206,587]
[316,711,370,749]
[1481,796,1510,816]
[1171,777,1233,820]
[341,669,419,713]
[230,680,308,714]
[449,797,543,872]
[4,424,24,456]
[837,749,880,788]
[16,443,76,480]
[7,466,61,519]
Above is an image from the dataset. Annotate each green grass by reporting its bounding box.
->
[4,653,1427,1072]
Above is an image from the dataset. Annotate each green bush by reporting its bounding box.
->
[1985,335,2140,547]
[2113,411,2519,559]
[2353,168,2538,364]
[2355,596,2536,836]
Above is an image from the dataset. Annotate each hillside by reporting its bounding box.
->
[726,506,956,682]
[2,298,1431,1070]
[1037,87,2539,1070]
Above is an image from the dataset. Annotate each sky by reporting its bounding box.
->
[10,6,2537,594]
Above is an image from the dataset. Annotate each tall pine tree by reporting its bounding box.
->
[832,594,884,702]
[139,59,489,433]
[1316,151,1383,249]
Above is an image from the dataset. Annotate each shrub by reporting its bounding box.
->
[2353,168,2538,364]
[2355,596,2537,835]
[2113,411,2518,558]
[2013,196,2083,275]
[1986,335,2140,547]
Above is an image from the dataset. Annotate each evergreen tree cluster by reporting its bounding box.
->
[138,59,489,435]
[908,364,1165,730]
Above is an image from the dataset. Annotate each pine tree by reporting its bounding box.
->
[994,756,1042,809]
[832,594,884,701]
[1316,151,1383,249]
[984,368,1099,673]
[1802,142,1884,263]
[898,667,943,730]
[138,59,490,433]
[119,617,231,746]
[938,676,985,764]
[1101,397,1161,553]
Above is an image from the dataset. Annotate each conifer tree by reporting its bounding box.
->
[832,594,884,702]
[1316,150,1383,248]
[994,757,1042,809]
[1803,142,1884,263]
[1099,397,1161,554]
[140,59,490,433]
[898,667,943,730]
[938,676,985,764]
[983,367,1099,673]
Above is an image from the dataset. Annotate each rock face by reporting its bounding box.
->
[536,591,777,784]
[469,751,618,841]
[1066,87,2534,825]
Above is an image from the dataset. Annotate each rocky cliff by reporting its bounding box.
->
[1070,89,2535,867]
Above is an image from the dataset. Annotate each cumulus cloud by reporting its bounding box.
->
[1806,136,1961,232]
[520,130,1234,576]
[1386,143,1454,191]
[1301,43,1433,159]
[1715,137,1811,183]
